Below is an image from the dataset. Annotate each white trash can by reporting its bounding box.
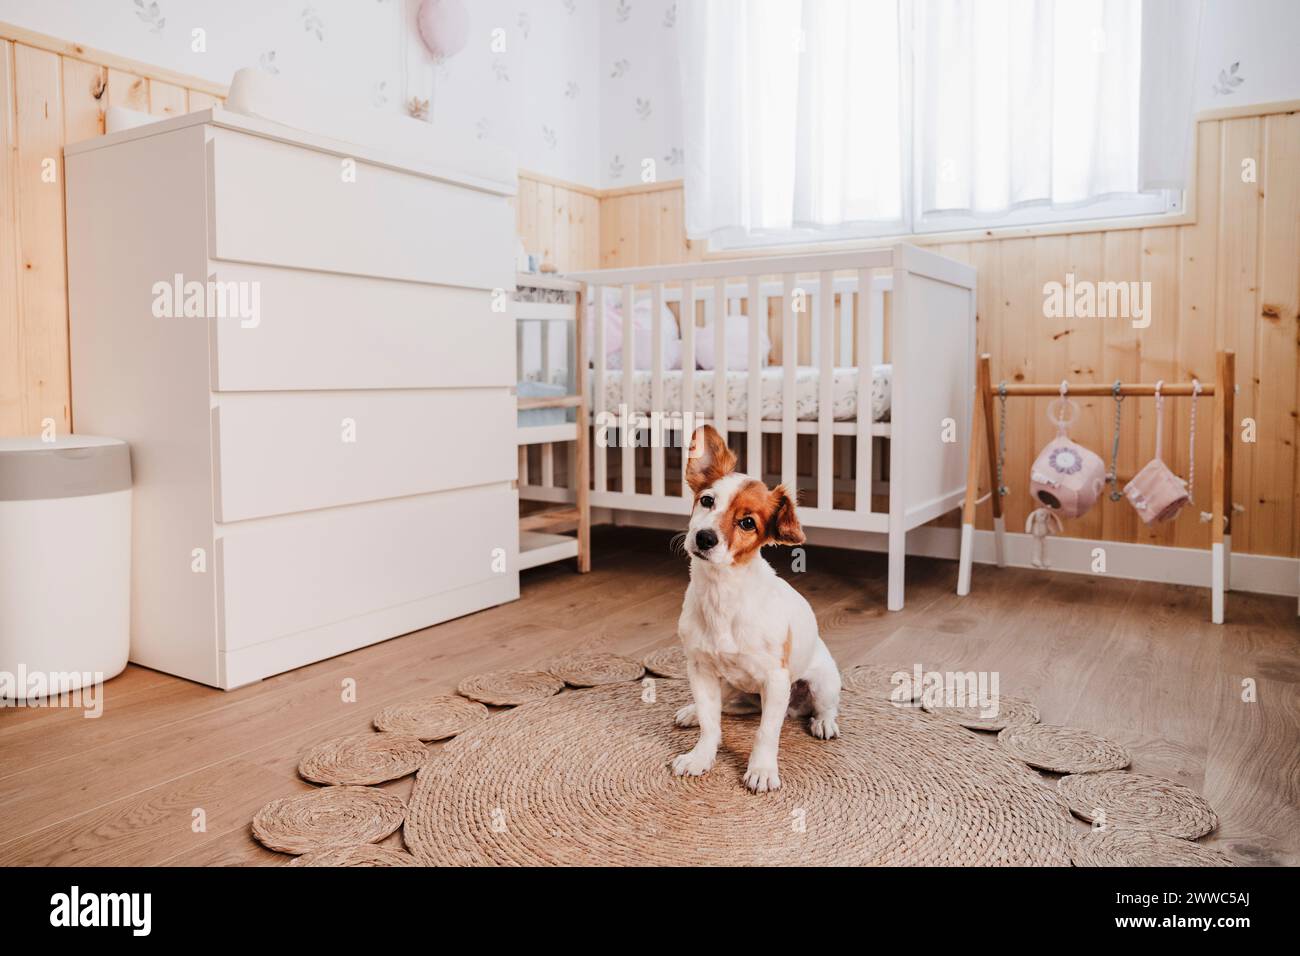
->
[0,435,131,701]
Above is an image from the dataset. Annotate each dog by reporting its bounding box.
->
[671,424,841,793]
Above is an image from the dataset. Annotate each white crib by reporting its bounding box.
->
[516,243,977,610]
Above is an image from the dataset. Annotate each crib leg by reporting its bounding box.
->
[887,525,906,611]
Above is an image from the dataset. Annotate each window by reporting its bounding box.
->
[679,0,1201,248]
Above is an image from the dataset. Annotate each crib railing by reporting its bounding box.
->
[558,248,897,531]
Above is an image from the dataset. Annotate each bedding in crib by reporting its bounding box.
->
[589,364,892,423]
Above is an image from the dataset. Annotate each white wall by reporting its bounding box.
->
[0,0,602,185]
[1,0,1295,189]
[1195,0,1300,109]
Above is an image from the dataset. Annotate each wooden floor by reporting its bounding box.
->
[1,526,1296,867]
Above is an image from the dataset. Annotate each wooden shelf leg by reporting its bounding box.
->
[1209,350,1233,623]
[957,355,992,596]
[979,356,1007,568]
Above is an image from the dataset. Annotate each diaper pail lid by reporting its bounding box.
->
[0,435,131,501]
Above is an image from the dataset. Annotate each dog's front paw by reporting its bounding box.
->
[743,762,781,793]
[809,715,840,740]
[673,704,698,728]
[671,748,714,777]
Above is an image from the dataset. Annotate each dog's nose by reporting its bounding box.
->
[694,529,719,551]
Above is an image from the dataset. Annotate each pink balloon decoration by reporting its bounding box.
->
[417,0,469,60]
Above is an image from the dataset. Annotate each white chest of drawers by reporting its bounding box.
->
[66,109,520,689]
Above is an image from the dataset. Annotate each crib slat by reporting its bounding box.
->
[593,285,607,493]
[781,273,797,493]
[542,441,554,487]
[817,272,834,511]
[541,320,552,385]
[714,280,727,442]
[621,283,635,496]
[681,279,696,498]
[746,275,762,478]
[651,281,665,497]
[855,269,873,515]
[518,444,529,486]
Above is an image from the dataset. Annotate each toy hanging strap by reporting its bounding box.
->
[1106,380,1125,501]
[1187,378,1202,504]
[996,382,1009,497]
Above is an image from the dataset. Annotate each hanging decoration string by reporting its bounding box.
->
[1187,378,1202,504]
[1106,380,1125,501]
[996,382,1009,497]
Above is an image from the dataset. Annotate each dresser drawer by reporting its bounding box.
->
[208,264,513,391]
[206,128,514,290]
[217,485,518,651]
[211,389,515,522]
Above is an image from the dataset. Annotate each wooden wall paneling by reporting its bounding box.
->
[61,57,105,141]
[533,181,555,268]
[515,175,538,259]
[104,68,146,110]
[1174,118,1222,551]
[583,192,601,269]
[1253,110,1300,556]
[656,185,685,265]
[1137,226,1182,546]
[969,240,1001,529]
[1066,232,1106,542]
[636,191,659,269]
[0,41,22,435]
[13,44,70,436]
[1100,230,1143,544]
[601,193,638,267]
[551,186,572,273]
[187,89,221,112]
[147,78,186,117]
[1216,116,1263,553]
[997,237,1038,541]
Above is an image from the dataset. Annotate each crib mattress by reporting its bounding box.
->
[589,365,891,423]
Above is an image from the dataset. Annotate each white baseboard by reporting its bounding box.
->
[600,507,1300,600]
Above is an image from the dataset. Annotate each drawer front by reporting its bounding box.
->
[207,128,514,290]
[217,485,518,651]
[212,389,515,522]
[209,264,513,391]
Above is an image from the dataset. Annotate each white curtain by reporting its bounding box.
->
[679,0,904,242]
[915,0,1200,215]
[680,0,1201,240]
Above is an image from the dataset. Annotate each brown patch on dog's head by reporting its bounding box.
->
[686,424,737,495]
[719,479,806,564]
[767,484,805,546]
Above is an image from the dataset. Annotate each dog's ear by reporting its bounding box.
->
[767,484,805,545]
[686,424,737,495]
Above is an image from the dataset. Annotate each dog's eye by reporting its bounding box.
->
[700,495,714,509]
[738,516,756,532]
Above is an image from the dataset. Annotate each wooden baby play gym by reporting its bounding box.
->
[958,351,1237,623]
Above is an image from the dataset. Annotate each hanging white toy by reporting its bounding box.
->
[1025,507,1063,569]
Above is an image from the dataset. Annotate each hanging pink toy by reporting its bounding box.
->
[1028,382,1107,520]
[416,0,469,60]
[1123,379,1194,524]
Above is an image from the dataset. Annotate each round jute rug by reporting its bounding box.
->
[1071,827,1234,867]
[404,679,1076,866]
[546,651,645,687]
[288,844,421,867]
[840,664,922,704]
[998,723,1131,774]
[253,786,405,855]
[1058,771,1218,839]
[457,670,565,706]
[298,732,428,786]
[374,695,490,741]
[642,645,689,679]
[922,695,1040,732]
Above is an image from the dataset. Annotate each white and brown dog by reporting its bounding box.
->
[672,424,841,793]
